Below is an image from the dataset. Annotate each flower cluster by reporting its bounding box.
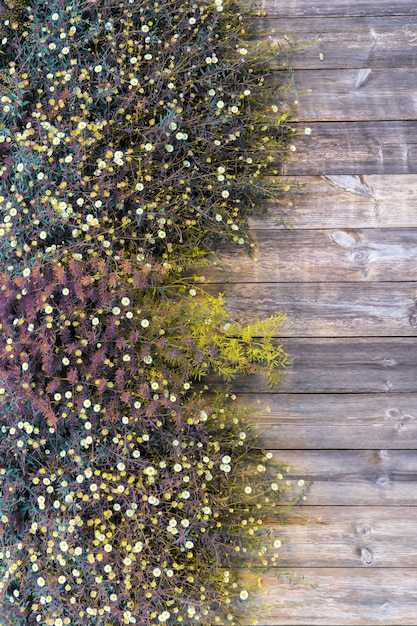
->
[0,0,305,625]
[0,0,295,269]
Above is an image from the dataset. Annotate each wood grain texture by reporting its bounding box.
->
[216,283,417,337]
[266,506,417,567]
[212,229,417,283]
[251,175,417,230]
[262,16,417,70]
[236,5,417,625]
[225,338,417,393]
[235,393,417,449]
[259,0,417,18]
[281,121,417,175]
[274,68,417,121]
[270,449,417,506]
[243,569,417,625]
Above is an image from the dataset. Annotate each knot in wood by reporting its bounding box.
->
[329,229,360,249]
[376,474,390,486]
[353,249,368,264]
[360,547,374,566]
[355,523,372,539]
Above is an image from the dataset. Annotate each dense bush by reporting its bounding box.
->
[0,0,305,624]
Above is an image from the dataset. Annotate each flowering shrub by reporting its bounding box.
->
[0,0,306,624]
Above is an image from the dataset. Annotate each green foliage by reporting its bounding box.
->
[0,0,307,625]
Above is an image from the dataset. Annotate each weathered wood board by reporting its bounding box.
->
[216,282,417,336]
[212,229,417,283]
[259,0,417,18]
[245,569,417,625]
[235,393,417,449]
[270,449,417,506]
[281,121,417,176]
[273,68,417,121]
[268,506,417,567]
[226,338,417,394]
[250,175,417,230]
[261,17,417,70]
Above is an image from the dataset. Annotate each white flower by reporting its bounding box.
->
[94,65,103,73]
[273,539,282,548]
[158,611,170,623]
[305,127,312,135]
[23,268,30,278]
[37,577,45,587]
[216,100,225,109]
[240,590,249,600]
[59,541,69,552]
[141,319,149,328]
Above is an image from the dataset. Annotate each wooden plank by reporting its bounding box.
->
[236,393,417,449]
[266,506,417,567]
[212,229,417,283]
[224,338,417,393]
[281,121,417,175]
[216,283,417,337]
[270,449,417,506]
[259,0,417,18]
[243,569,417,625]
[251,175,417,230]
[260,16,417,70]
[274,68,417,122]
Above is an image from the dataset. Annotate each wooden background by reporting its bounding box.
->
[216,1,417,623]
